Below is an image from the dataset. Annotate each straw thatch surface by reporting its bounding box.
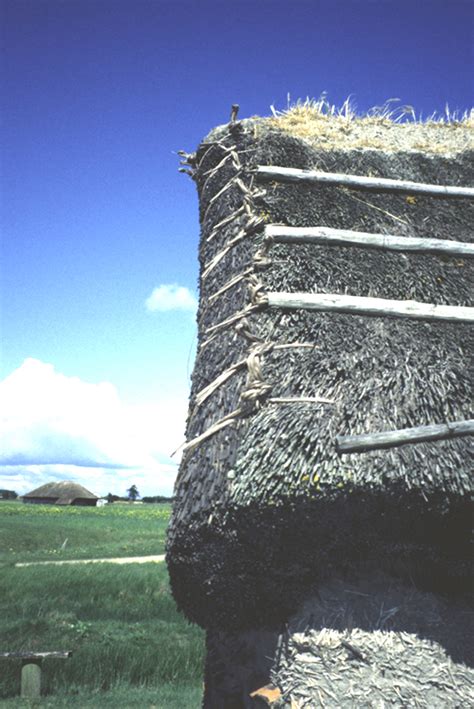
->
[167,114,473,636]
[274,572,473,707]
[202,572,473,707]
[267,97,474,155]
[275,628,473,708]
[23,480,97,501]
[167,109,473,707]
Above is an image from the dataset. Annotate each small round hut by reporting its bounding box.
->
[167,102,474,707]
[23,480,98,506]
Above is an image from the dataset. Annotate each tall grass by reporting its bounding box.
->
[0,502,205,705]
[0,682,203,708]
[0,563,205,700]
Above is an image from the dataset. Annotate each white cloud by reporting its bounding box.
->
[145,283,197,313]
[0,359,188,497]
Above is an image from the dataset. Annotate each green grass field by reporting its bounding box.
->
[0,501,171,564]
[0,502,205,707]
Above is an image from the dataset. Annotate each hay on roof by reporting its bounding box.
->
[23,481,98,505]
[268,96,474,155]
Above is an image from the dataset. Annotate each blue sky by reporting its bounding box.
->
[1,0,473,496]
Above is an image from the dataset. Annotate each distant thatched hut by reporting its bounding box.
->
[167,102,474,707]
[23,481,98,506]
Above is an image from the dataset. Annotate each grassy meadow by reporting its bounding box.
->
[0,501,205,707]
[0,501,171,564]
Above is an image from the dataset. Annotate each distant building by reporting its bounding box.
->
[22,481,98,506]
[0,489,18,500]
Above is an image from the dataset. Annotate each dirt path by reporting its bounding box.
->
[15,554,166,567]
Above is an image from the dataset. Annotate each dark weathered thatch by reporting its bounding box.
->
[167,109,473,706]
[23,481,98,506]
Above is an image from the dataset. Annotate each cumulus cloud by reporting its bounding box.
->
[145,283,197,313]
[0,359,188,496]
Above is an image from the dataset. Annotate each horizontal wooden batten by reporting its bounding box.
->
[336,419,474,454]
[257,166,474,198]
[264,292,474,323]
[0,651,72,660]
[265,225,474,258]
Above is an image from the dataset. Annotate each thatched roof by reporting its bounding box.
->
[24,480,97,501]
[167,108,473,635]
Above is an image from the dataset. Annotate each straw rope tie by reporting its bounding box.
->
[234,317,263,344]
[248,274,268,306]
[239,343,274,413]
[253,235,274,269]
[248,278,264,304]
[202,213,267,281]
[179,142,275,455]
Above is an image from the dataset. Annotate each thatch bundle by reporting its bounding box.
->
[167,106,473,706]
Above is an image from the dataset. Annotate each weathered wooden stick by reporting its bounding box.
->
[336,419,474,453]
[257,166,474,198]
[268,396,335,405]
[206,205,245,242]
[230,104,240,123]
[208,270,252,303]
[177,408,242,457]
[202,152,232,177]
[204,303,260,336]
[202,230,246,280]
[265,225,474,258]
[202,174,240,223]
[195,360,247,407]
[0,651,72,660]
[264,292,474,323]
[206,175,238,207]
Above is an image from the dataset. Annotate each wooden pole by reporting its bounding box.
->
[257,166,474,198]
[336,419,474,454]
[230,104,239,123]
[268,396,335,405]
[265,225,474,258]
[0,652,72,660]
[264,292,474,323]
[21,661,42,699]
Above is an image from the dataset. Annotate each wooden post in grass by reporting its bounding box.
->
[21,661,42,699]
[0,651,72,699]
